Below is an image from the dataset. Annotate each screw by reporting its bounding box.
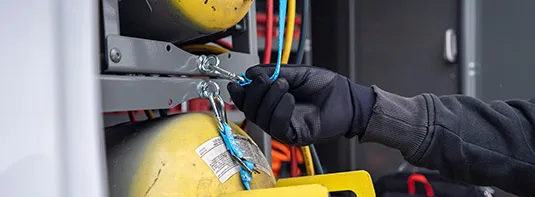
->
[109,48,121,63]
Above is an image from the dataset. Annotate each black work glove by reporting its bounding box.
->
[227,64,376,146]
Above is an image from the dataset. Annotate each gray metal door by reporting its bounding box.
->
[311,0,460,181]
[356,0,460,96]
[476,0,535,102]
[353,0,461,181]
[465,2,535,196]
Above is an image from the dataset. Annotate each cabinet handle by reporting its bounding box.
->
[444,28,457,63]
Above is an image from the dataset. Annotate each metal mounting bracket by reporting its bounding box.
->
[99,0,271,165]
[100,75,232,112]
[104,35,258,76]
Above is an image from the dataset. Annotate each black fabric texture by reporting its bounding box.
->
[230,63,535,196]
[364,86,535,196]
[227,64,375,145]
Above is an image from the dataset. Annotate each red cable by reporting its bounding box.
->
[263,0,274,64]
[408,174,435,197]
[257,13,302,25]
[127,111,137,122]
[257,27,301,39]
[290,146,298,177]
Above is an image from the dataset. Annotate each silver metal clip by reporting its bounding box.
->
[233,156,257,174]
[198,80,258,174]
[198,55,245,81]
[198,80,226,131]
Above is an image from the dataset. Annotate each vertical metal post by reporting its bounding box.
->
[304,0,313,65]
[346,0,359,171]
[347,0,357,82]
[232,2,259,54]
[461,0,480,97]
[60,0,109,196]
[0,1,65,196]
[0,0,107,197]
[102,0,121,36]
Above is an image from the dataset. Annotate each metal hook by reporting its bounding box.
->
[198,80,220,99]
[197,55,219,73]
[198,80,257,174]
[232,156,259,174]
[198,80,227,130]
[197,55,245,81]
[208,95,227,131]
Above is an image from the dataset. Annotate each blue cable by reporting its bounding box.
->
[219,122,255,190]
[238,0,287,86]
[229,0,289,189]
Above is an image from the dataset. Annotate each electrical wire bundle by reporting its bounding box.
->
[260,0,324,177]
[287,0,325,177]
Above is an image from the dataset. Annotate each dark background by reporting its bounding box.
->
[310,0,535,196]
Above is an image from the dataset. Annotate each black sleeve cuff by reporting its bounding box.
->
[360,86,431,161]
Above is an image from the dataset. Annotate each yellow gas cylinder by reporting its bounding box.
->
[118,0,253,44]
[106,113,276,197]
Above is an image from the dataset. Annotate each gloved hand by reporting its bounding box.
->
[227,64,376,145]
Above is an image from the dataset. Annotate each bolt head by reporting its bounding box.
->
[109,48,121,63]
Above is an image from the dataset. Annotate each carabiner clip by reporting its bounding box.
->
[234,156,260,174]
[197,55,245,82]
[208,94,227,131]
[198,80,259,182]
[198,80,226,130]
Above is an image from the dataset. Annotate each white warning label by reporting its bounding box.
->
[195,134,272,183]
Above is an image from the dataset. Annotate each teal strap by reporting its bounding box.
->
[231,0,289,189]
[219,122,255,190]
[237,0,287,86]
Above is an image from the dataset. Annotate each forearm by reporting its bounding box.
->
[360,86,535,196]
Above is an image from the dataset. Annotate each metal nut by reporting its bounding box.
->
[198,81,220,99]
[197,55,220,74]
[197,55,210,73]
[109,48,121,63]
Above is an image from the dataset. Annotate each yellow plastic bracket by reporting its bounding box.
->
[275,171,376,197]
[218,184,329,197]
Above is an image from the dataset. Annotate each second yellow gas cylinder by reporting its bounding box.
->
[106,113,275,197]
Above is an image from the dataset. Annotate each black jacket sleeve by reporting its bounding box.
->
[361,86,535,196]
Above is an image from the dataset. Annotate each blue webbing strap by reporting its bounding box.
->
[219,122,253,190]
[228,0,289,189]
[237,0,287,86]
